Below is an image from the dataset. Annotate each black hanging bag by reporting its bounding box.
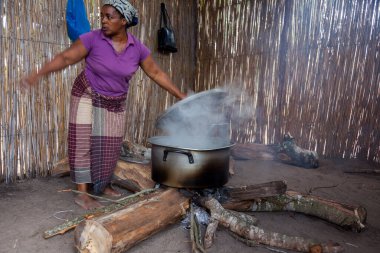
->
[158,3,178,53]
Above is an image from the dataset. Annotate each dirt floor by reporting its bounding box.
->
[1,158,380,253]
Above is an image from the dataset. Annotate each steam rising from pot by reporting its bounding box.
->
[155,87,252,148]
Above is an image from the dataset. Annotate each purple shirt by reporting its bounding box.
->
[79,29,150,96]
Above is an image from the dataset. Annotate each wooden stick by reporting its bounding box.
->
[344,169,380,174]
[70,190,124,205]
[43,188,156,239]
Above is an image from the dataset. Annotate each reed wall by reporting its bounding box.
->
[0,0,196,182]
[196,0,380,164]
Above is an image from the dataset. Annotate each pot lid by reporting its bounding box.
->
[155,88,228,131]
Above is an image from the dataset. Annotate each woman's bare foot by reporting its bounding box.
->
[103,186,122,197]
[74,194,103,210]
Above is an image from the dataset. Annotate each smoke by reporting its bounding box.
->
[155,85,255,148]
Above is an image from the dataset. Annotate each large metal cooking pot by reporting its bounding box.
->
[148,136,234,188]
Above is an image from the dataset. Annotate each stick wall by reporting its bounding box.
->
[0,0,196,182]
[196,0,380,164]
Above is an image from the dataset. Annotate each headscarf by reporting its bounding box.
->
[102,0,138,28]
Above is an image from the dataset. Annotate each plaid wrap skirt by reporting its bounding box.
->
[68,71,127,194]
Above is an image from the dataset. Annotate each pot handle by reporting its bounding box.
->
[163,149,194,164]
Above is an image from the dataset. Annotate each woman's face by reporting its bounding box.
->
[100,5,127,37]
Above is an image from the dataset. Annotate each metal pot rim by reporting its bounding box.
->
[148,136,235,151]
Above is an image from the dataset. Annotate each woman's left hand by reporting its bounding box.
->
[141,55,186,100]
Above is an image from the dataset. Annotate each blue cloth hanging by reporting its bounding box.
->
[66,0,91,42]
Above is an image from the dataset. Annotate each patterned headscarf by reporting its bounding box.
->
[102,0,138,28]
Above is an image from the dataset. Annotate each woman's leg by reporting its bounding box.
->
[90,93,127,195]
[68,72,102,209]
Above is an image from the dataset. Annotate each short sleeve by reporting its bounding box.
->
[79,31,95,51]
[139,42,151,62]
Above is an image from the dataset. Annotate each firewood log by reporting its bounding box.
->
[49,157,155,193]
[224,180,287,201]
[50,157,70,177]
[223,190,367,232]
[200,197,343,253]
[198,180,287,204]
[204,209,260,249]
[112,160,155,192]
[231,143,276,160]
[74,188,190,253]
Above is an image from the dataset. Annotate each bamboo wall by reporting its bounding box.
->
[0,0,196,182]
[196,0,380,164]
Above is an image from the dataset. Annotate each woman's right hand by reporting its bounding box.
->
[19,39,88,92]
[20,71,40,91]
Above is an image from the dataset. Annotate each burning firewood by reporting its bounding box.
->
[199,197,344,253]
[196,180,287,204]
[190,204,206,253]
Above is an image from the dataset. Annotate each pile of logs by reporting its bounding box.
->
[48,157,366,253]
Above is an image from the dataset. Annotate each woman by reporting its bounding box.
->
[22,0,186,210]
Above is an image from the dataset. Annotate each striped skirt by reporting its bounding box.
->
[68,71,127,194]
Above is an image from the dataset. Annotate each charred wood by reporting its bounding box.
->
[190,204,206,253]
[197,180,287,204]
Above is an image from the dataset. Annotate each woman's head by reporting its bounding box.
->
[102,0,138,28]
[100,5,127,37]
